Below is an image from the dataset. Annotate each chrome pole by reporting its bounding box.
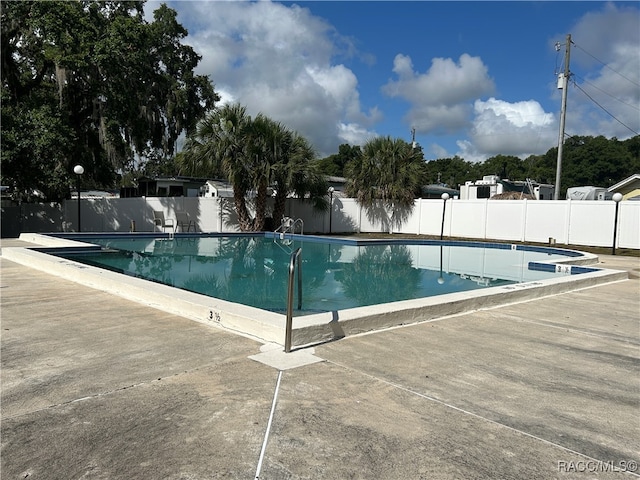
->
[285,247,302,352]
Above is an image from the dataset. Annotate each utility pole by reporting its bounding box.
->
[411,127,416,149]
[554,33,571,200]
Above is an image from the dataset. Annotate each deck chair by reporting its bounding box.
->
[153,211,175,233]
[175,211,196,232]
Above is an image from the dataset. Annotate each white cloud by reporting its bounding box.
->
[407,104,472,134]
[466,98,557,157]
[153,0,377,157]
[428,143,450,160]
[338,123,377,146]
[382,53,495,134]
[384,3,638,162]
[557,3,640,139]
[215,88,236,107]
[143,1,638,164]
[382,52,561,161]
[386,53,495,104]
[451,98,557,163]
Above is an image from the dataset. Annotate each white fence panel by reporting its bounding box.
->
[567,201,617,247]
[142,197,187,232]
[357,202,383,233]
[449,200,486,239]
[330,198,359,233]
[618,202,640,249]
[485,201,526,241]
[523,201,570,244]
[399,203,420,234]
[416,199,444,236]
[110,197,149,232]
[65,197,143,232]
[195,197,223,233]
[22,203,64,233]
[285,200,325,233]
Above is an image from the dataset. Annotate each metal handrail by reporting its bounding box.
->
[275,217,304,236]
[284,247,302,353]
[291,218,304,235]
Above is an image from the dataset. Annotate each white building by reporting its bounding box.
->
[201,180,234,198]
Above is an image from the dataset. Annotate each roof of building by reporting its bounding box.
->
[608,173,640,192]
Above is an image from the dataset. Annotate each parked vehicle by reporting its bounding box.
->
[565,186,612,200]
[459,175,554,200]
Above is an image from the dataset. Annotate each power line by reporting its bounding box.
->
[572,79,639,136]
[573,42,640,88]
[572,73,640,112]
[557,39,639,136]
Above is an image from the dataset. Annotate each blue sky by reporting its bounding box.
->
[146,1,640,162]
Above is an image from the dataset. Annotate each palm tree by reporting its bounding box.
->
[271,130,328,226]
[182,103,328,232]
[246,116,329,230]
[246,114,284,231]
[182,103,255,230]
[345,136,424,233]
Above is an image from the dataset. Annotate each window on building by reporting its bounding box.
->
[477,186,491,198]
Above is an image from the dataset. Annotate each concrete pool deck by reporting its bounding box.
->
[1,237,639,479]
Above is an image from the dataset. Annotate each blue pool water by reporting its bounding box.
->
[52,234,591,314]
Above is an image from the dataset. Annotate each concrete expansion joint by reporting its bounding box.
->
[323,358,621,467]
[254,370,282,480]
[3,375,186,421]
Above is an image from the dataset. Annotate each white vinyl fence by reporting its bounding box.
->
[4,196,639,249]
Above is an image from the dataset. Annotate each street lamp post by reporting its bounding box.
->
[74,165,84,232]
[328,186,335,234]
[612,192,623,255]
[440,192,449,240]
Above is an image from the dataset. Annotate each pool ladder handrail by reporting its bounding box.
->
[275,216,304,238]
[284,247,302,353]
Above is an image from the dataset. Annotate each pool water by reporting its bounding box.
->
[54,235,584,314]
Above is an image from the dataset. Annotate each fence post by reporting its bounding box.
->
[521,198,528,242]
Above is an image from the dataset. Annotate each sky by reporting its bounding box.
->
[145,1,640,162]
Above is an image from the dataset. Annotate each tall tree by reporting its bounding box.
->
[1,1,217,202]
[182,104,327,231]
[560,135,636,189]
[531,135,639,197]
[183,103,255,231]
[315,143,362,177]
[621,136,640,163]
[345,136,424,233]
[479,155,529,181]
[422,156,478,190]
[270,129,328,226]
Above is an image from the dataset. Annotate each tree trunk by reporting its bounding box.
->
[233,188,253,231]
[272,190,287,228]
[252,180,268,231]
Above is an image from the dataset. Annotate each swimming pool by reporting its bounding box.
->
[5,233,628,349]
[52,234,593,313]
